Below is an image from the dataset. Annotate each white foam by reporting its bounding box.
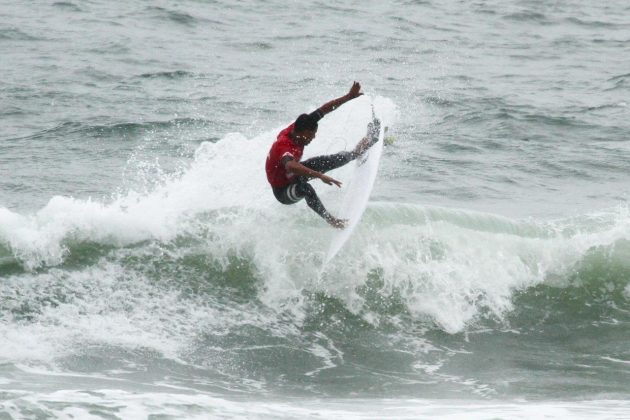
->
[1,389,629,420]
[0,263,189,363]
[0,96,394,270]
[320,203,630,333]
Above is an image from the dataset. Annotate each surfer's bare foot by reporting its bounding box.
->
[327,217,347,229]
[368,117,381,140]
[353,137,372,156]
[353,118,381,156]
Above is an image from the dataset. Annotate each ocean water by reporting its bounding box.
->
[1,0,630,418]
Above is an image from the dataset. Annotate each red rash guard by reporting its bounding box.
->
[265,123,304,188]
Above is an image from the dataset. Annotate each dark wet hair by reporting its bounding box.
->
[294,113,318,132]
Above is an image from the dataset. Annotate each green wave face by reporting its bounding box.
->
[2,200,629,399]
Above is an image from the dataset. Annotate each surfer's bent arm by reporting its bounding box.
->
[283,158,342,187]
[313,81,363,118]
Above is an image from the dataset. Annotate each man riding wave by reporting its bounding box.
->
[265,82,381,228]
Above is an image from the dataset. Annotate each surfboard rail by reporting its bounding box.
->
[324,105,385,264]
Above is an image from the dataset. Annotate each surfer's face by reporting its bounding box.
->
[294,129,317,145]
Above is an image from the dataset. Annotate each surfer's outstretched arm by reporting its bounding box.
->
[284,158,342,187]
[314,81,363,117]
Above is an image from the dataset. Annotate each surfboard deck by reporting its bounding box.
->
[324,108,385,264]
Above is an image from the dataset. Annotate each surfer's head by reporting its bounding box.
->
[292,114,318,145]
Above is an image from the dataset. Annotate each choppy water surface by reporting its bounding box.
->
[1,0,629,418]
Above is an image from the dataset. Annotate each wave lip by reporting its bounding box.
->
[321,203,630,333]
[0,193,179,270]
[2,200,628,339]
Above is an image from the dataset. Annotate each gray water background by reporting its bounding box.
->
[1,1,630,418]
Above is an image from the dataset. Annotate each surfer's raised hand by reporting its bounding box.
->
[316,82,363,116]
[347,81,363,100]
[319,174,342,188]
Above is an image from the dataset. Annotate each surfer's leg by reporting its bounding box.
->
[302,118,382,174]
[301,151,355,174]
[273,182,327,215]
[295,181,346,228]
[272,185,300,205]
[272,182,343,227]
[296,182,330,220]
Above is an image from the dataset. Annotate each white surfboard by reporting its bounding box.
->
[324,110,385,264]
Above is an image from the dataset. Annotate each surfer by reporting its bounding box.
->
[265,81,380,229]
